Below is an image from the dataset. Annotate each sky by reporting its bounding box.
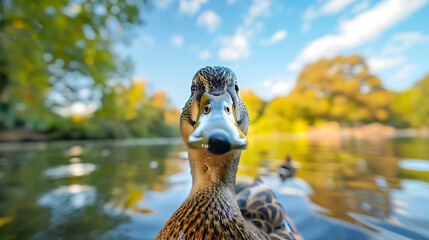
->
[117,0,429,109]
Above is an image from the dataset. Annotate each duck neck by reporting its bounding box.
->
[188,150,241,195]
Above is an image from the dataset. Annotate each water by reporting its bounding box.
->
[0,137,429,240]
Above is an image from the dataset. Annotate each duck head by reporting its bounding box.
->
[180,66,249,187]
[181,66,249,155]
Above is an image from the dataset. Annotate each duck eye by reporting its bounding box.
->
[203,105,211,114]
[225,106,231,114]
[235,84,239,93]
[191,85,196,94]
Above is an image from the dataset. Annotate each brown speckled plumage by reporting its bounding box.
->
[156,183,267,239]
[156,66,302,240]
[236,178,300,240]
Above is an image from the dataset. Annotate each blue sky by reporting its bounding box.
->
[118,0,429,108]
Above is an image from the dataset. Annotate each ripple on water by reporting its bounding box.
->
[67,146,84,157]
[43,163,97,179]
[37,185,97,215]
[399,159,429,172]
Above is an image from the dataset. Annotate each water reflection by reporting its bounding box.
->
[67,145,84,156]
[0,141,178,239]
[0,137,429,239]
[350,180,429,239]
[238,137,429,239]
[38,185,97,210]
[43,163,97,179]
[399,159,429,171]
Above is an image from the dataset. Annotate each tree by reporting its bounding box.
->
[253,55,396,134]
[410,74,429,127]
[0,0,148,131]
[240,89,264,124]
[293,55,394,124]
[390,90,416,128]
[85,80,180,139]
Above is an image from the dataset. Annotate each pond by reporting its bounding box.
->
[0,136,429,240]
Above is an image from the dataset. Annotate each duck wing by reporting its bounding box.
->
[236,178,302,240]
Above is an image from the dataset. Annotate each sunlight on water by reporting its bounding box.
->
[38,185,97,209]
[0,137,429,239]
[44,163,97,179]
[399,159,429,171]
[67,146,84,157]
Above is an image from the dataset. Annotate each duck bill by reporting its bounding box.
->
[187,92,247,155]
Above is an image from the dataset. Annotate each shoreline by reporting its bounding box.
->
[249,122,429,141]
[1,122,428,143]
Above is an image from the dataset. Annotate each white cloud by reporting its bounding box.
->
[217,0,272,61]
[227,0,235,4]
[367,57,405,72]
[261,30,287,46]
[155,0,175,9]
[179,0,208,15]
[270,81,294,96]
[218,28,252,61]
[244,0,271,26]
[262,79,271,88]
[290,0,427,71]
[302,0,357,30]
[197,10,221,33]
[394,64,417,80]
[320,0,357,15]
[383,31,429,55]
[302,6,317,21]
[171,35,184,48]
[198,50,211,60]
[352,0,370,13]
[258,76,295,97]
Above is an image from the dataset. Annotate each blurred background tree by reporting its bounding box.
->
[0,0,179,140]
[240,89,265,125]
[249,55,397,134]
[410,74,429,127]
[0,0,427,140]
[292,55,394,124]
[388,74,429,128]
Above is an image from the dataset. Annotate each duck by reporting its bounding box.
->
[155,66,302,240]
[278,155,297,181]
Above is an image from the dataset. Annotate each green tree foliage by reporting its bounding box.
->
[410,74,429,127]
[0,0,146,131]
[390,90,416,128]
[293,55,394,123]
[0,0,181,140]
[254,55,396,133]
[390,74,429,128]
[240,89,264,124]
[64,81,180,139]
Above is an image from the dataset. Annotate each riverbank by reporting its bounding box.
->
[0,129,51,142]
[248,122,429,141]
[1,122,428,142]
[305,122,429,140]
